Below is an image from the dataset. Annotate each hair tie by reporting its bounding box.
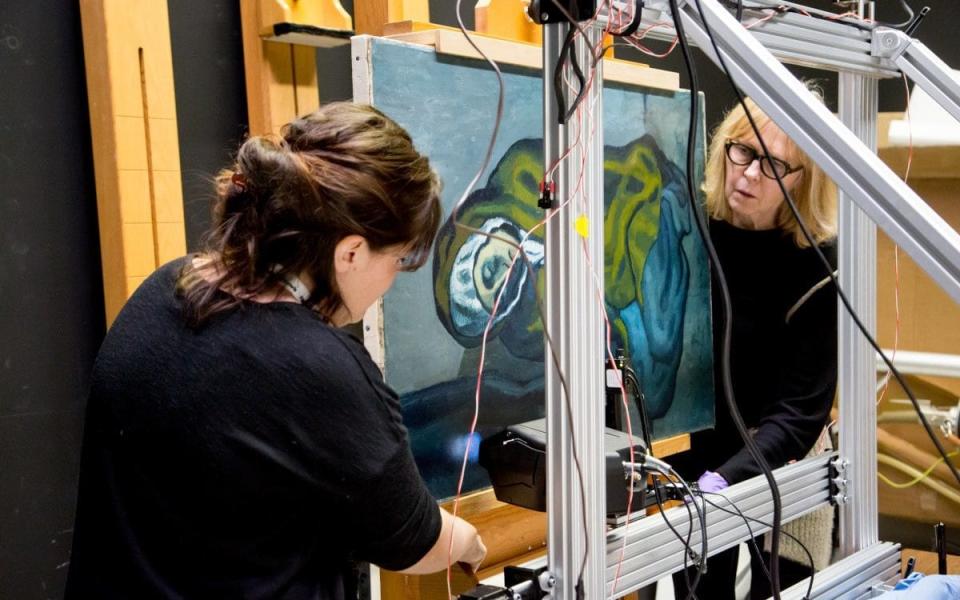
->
[231,172,248,192]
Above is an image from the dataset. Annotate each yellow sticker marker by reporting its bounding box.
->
[575,214,590,238]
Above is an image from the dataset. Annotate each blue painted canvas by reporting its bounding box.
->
[356,36,714,499]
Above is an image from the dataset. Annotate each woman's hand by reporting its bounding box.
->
[697,471,729,493]
[399,509,487,575]
[458,523,488,574]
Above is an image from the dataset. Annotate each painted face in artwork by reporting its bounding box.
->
[723,121,804,230]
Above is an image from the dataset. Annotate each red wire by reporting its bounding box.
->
[878,74,912,406]
[444,201,573,597]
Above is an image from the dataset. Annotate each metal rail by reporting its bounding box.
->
[543,21,608,600]
[780,541,901,599]
[535,1,960,596]
[606,454,835,595]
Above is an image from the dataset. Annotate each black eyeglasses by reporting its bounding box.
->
[724,140,803,180]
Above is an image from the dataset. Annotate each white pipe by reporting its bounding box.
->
[876,349,960,379]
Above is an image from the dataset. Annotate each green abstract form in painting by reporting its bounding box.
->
[435,135,693,418]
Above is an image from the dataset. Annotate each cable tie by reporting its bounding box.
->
[538,180,555,209]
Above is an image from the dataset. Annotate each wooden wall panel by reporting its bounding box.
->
[877,115,960,396]
[79,0,187,324]
[475,0,541,44]
[356,0,431,35]
[240,1,353,136]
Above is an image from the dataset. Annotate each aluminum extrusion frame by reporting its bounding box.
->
[542,21,608,600]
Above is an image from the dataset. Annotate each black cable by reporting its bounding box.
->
[650,477,703,598]
[564,26,589,124]
[704,489,775,586]
[548,0,607,123]
[668,0,789,597]
[624,364,654,449]
[897,0,916,27]
[883,0,916,29]
[659,469,710,600]
[554,25,576,125]
[903,6,931,37]
[699,491,816,600]
[688,0,960,494]
[610,0,645,37]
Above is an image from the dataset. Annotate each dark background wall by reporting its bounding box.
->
[168,0,249,250]
[1,1,958,598]
[0,1,250,598]
[0,2,104,598]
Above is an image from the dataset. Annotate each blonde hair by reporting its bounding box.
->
[703,94,837,247]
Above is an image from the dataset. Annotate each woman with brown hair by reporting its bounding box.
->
[66,102,485,599]
[672,93,838,600]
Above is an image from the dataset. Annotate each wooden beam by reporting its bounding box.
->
[382,20,460,36]
[475,0,542,45]
[355,0,431,36]
[240,0,350,135]
[254,0,352,35]
[79,0,186,325]
[386,28,679,90]
[378,434,689,600]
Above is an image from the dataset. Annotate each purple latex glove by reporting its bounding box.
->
[697,471,729,493]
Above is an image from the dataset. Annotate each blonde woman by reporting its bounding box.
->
[672,95,838,600]
[66,103,485,599]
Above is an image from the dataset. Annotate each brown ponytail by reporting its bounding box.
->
[179,102,442,327]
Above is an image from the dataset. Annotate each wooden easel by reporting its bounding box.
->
[378,436,691,600]
[79,0,188,325]
[239,0,353,136]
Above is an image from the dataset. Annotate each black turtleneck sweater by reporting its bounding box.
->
[676,219,838,484]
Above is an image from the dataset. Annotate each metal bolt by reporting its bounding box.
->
[540,572,556,591]
[541,12,550,21]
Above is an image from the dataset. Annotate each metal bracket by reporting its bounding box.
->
[871,28,912,61]
[538,570,557,594]
[830,456,850,505]
[871,27,960,125]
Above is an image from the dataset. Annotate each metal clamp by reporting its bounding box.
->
[871,28,911,61]
[538,570,556,594]
[830,457,850,505]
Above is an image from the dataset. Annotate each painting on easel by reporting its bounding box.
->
[353,35,714,499]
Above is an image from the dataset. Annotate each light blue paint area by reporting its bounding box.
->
[448,431,483,465]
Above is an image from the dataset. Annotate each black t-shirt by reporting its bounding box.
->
[673,219,838,484]
[66,258,442,599]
